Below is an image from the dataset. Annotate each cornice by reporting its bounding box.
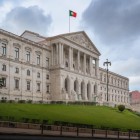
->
[0,28,50,52]
[99,67,129,80]
[51,67,99,81]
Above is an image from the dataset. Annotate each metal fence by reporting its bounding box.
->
[0,121,140,139]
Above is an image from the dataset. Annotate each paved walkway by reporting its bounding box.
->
[0,127,139,140]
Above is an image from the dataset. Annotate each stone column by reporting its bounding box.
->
[59,43,61,65]
[69,46,71,70]
[84,53,86,74]
[61,43,64,65]
[56,43,59,64]
[90,56,93,75]
[70,48,73,70]
[95,59,99,78]
[51,46,54,66]
[77,50,80,71]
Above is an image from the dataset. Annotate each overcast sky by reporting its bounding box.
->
[0,0,140,91]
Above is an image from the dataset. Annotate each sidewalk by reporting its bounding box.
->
[0,127,139,140]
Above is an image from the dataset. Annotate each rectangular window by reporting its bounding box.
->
[47,85,49,92]
[37,72,40,78]
[2,43,6,55]
[46,74,49,79]
[27,81,30,90]
[104,75,106,82]
[15,48,19,59]
[46,57,49,68]
[26,51,30,62]
[37,83,40,91]
[2,78,6,87]
[2,64,6,71]
[37,55,40,65]
[15,68,19,73]
[15,79,19,89]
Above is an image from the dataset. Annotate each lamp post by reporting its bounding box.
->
[103,59,111,102]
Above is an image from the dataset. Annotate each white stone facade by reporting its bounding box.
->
[0,29,129,106]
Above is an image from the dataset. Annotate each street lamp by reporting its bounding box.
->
[103,59,111,102]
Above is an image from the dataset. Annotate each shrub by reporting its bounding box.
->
[22,117,30,123]
[38,100,43,104]
[27,100,32,103]
[118,105,125,112]
[1,99,7,103]
[9,100,15,103]
[18,100,26,103]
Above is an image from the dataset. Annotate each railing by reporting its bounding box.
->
[0,121,140,139]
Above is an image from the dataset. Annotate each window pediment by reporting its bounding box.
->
[35,51,42,55]
[13,43,21,48]
[1,38,8,44]
[25,46,32,51]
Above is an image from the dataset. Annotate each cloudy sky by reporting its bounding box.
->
[0,0,140,91]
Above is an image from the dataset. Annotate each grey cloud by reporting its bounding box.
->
[1,6,52,35]
[82,0,140,45]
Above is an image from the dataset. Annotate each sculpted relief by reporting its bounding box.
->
[65,34,94,51]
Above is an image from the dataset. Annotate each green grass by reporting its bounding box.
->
[0,103,140,130]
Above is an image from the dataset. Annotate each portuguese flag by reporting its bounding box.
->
[69,10,77,17]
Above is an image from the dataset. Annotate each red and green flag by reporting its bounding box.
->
[69,10,77,17]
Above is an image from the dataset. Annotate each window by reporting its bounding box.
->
[65,61,68,67]
[46,75,49,79]
[37,55,40,65]
[2,43,6,55]
[104,75,106,82]
[46,57,49,68]
[15,48,19,59]
[15,79,19,89]
[27,70,30,76]
[47,85,49,92]
[15,67,19,73]
[26,51,30,62]
[27,81,30,90]
[1,78,6,87]
[111,77,113,84]
[37,72,40,78]
[37,83,40,91]
[2,64,6,71]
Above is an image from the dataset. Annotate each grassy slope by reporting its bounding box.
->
[0,103,140,130]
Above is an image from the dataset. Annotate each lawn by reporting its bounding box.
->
[0,103,140,130]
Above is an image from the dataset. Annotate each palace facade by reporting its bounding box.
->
[0,29,130,106]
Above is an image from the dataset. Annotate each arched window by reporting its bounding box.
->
[2,64,6,71]
[74,80,76,92]
[27,69,30,76]
[73,64,75,69]
[94,84,97,94]
[65,78,68,92]
[81,81,85,100]
[65,61,68,67]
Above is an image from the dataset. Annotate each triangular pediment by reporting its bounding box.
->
[61,31,100,55]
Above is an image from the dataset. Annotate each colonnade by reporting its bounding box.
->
[51,43,99,77]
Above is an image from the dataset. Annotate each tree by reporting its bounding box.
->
[118,105,125,112]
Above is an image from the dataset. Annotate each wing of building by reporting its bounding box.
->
[0,28,130,106]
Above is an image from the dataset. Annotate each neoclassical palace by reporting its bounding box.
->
[0,28,130,106]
